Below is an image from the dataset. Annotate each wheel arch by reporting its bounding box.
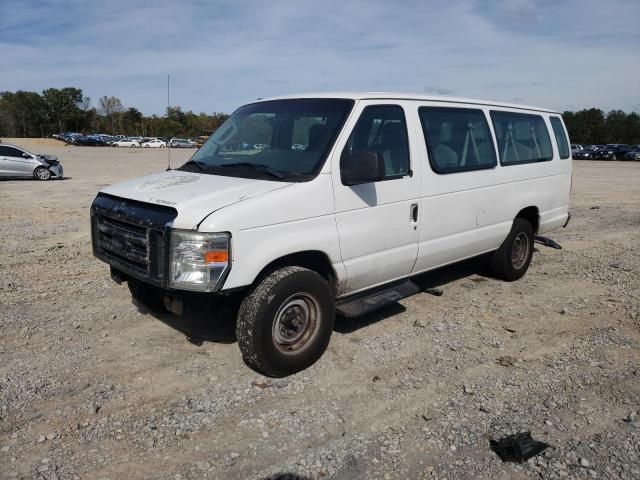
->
[515,206,540,234]
[252,250,337,293]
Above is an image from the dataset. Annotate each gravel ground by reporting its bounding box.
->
[1,138,639,480]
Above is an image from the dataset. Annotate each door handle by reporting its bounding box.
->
[410,203,419,223]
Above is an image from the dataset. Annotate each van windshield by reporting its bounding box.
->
[179,99,354,181]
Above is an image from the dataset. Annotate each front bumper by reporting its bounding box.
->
[47,164,64,178]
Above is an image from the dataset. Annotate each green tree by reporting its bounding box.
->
[622,112,640,145]
[564,108,606,144]
[0,90,47,137]
[604,110,627,143]
[98,96,125,134]
[42,87,87,133]
[122,107,143,135]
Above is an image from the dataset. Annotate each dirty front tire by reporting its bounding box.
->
[236,266,335,377]
[128,280,167,312]
[34,167,51,181]
[490,218,534,281]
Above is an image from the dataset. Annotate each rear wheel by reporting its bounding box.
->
[34,167,51,181]
[490,218,534,281]
[236,266,335,377]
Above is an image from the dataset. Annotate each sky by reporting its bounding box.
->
[1,0,639,116]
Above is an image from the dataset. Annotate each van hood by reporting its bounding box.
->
[100,170,291,229]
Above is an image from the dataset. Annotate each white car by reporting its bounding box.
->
[113,139,141,148]
[91,92,572,377]
[143,139,167,148]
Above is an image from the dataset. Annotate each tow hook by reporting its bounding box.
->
[534,236,562,250]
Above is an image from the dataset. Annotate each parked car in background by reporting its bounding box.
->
[624,147,640,161]
[195,135,210,148]
[61,132,82,144]
[0,143,64,180]
[594,144,631,160]
[113,138,141,148]
[573,147,597,160]
[570,144,583,152]
[169,138,194,148]
[74,136,106,147]
[143,139,167,148]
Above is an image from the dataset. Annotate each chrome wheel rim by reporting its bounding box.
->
[272,293,321,354]
[36,168,50,180]
[511,232,529,270]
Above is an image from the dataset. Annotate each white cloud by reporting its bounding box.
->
[1,0,638,114]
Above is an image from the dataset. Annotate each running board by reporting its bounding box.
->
[335,280,421,318]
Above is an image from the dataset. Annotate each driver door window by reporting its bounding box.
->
[340,105,410,182]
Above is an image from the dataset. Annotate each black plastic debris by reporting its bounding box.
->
[534,235,562,250]
[490,431,550,463]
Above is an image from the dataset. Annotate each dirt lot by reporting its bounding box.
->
[1,138,639,480]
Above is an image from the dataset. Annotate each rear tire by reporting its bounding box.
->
[490,218,534,281]
[34,167,51,181]
[236,266,335,377]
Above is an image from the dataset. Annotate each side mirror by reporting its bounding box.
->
[341,150,384,186]
[22,153,31,159]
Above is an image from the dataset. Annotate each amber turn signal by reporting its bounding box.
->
[204,251,228,263]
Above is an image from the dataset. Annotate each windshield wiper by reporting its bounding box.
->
[219,162,285,180]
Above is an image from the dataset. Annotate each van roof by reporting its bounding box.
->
[257,92,559,114]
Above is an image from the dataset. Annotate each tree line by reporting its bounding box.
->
[0,87,229,139]
[1,87,639,144]
[562,108,640,145]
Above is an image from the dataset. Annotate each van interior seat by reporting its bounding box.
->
[379,122,408,175]
[433,143,458,168]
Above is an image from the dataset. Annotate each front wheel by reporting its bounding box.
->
[34,167,51,181]
[236,266,335,377]
[490,218,534,281]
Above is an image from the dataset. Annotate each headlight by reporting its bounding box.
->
[169,230,231,292]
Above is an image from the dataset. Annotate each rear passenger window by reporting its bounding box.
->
[418,107,496,174]
[490,111,553,165]
[550,117,570,159]
[0,146,24,157]
[341,105,410,180]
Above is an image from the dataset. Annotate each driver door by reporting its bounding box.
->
[332,102,421,295]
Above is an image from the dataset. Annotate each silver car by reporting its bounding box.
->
[0,143,64,180]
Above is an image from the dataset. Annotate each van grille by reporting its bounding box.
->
[96,216,150,274]
[91,194,177,287]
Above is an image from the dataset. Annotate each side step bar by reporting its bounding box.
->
[335,279,421,318]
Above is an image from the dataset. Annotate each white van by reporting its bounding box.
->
[91,93,572,377]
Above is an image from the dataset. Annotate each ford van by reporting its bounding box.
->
[91,93,572,377]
